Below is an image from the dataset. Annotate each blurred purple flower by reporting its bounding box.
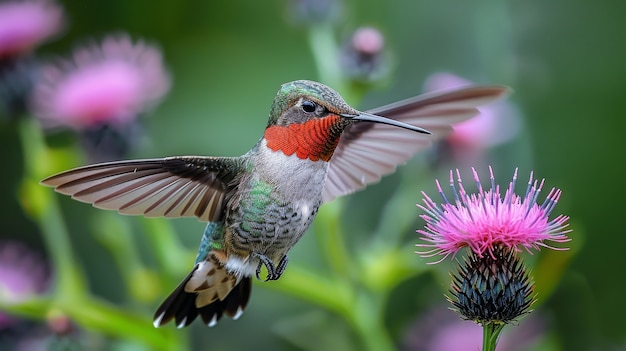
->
[416,166,571,261]
[340,26,388,82]
[0,0,63,60]
[0,241,49,329]
[30,34,170,129]
[402,306,545,351]
[424,73,520,166]
[351,27,384,55]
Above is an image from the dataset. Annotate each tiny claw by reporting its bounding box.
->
[253,252,276,281]
[274,255,289,279]
[255,261,263,281]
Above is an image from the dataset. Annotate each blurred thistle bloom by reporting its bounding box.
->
[0,241,49,329]
[0,0,63,61]
[31,34,170,129]
[0,0,63,119]
[340,26,388,83]
[424,73,520,166]
[416,166,571,340]
[30,34,170,161]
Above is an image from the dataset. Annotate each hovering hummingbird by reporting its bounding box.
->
[41,80,508,328]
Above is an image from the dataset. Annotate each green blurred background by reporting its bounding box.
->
[1,0,625,350]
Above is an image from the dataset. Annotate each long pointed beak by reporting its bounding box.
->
[340,112,431,134]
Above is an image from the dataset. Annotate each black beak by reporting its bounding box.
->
[340,112,431,134]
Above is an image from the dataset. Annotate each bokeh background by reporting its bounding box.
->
[1,0,624,350]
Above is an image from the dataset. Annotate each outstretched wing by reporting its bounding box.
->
[41,156,244,222]
[322,85,510,202]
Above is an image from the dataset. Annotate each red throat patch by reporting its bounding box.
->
[264,115,343,162]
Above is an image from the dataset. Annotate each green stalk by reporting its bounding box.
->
[266,263,353,319]
[18,118,87,301]
[305,20,397,351]
[141,217,190,280]
[349,293,395,351]
[314,200,354,278]
[268,265,394,351]
[15,118,188,350]
[307,21,356,280]
[307,24,344,93]
[482,322,505,351]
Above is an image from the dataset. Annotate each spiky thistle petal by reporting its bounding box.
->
[416,166,571,262]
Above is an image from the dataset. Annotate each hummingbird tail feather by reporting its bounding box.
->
[153,256,252,328]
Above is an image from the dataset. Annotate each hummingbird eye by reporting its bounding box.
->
[301,100,317,113]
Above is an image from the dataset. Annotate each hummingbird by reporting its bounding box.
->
[41,80,508,328]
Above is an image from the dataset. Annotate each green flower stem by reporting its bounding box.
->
[15,118,188,350]
[268,263,353,318]
[307,24,345,94]
[0,297,185,351]
[267,264,394,351]
[304,21,398,351]
[307,19,358,282]
[360,244,424,292]
[314,199,353,278]
[66,298,187,351]
[141,217,190,280]
[482,322,505,351]
[18,118,87,301]
[93,213,162,303]
[350,292,395,351]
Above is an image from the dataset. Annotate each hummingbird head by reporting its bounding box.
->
[264,80,429,162]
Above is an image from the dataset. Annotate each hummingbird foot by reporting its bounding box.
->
[253,253,289,281]
[275,255,288,278]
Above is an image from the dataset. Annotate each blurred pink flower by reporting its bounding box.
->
[416,166,571,261]
[0,0,63,60]
[0,241,49,329]
[402,306,545,351]
[352,27,384,55]
[31,35,170,128]
[424,73,519,165]
[340,26,388,82]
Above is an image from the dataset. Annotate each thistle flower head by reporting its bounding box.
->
[30,34,170,129]
[417,166,571,262]
[0,0,64,60]
[449,245,535,324]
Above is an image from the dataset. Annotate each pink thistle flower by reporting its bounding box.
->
[416,166,571,262]
[0,0,63,60]
[30,34,170,129]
